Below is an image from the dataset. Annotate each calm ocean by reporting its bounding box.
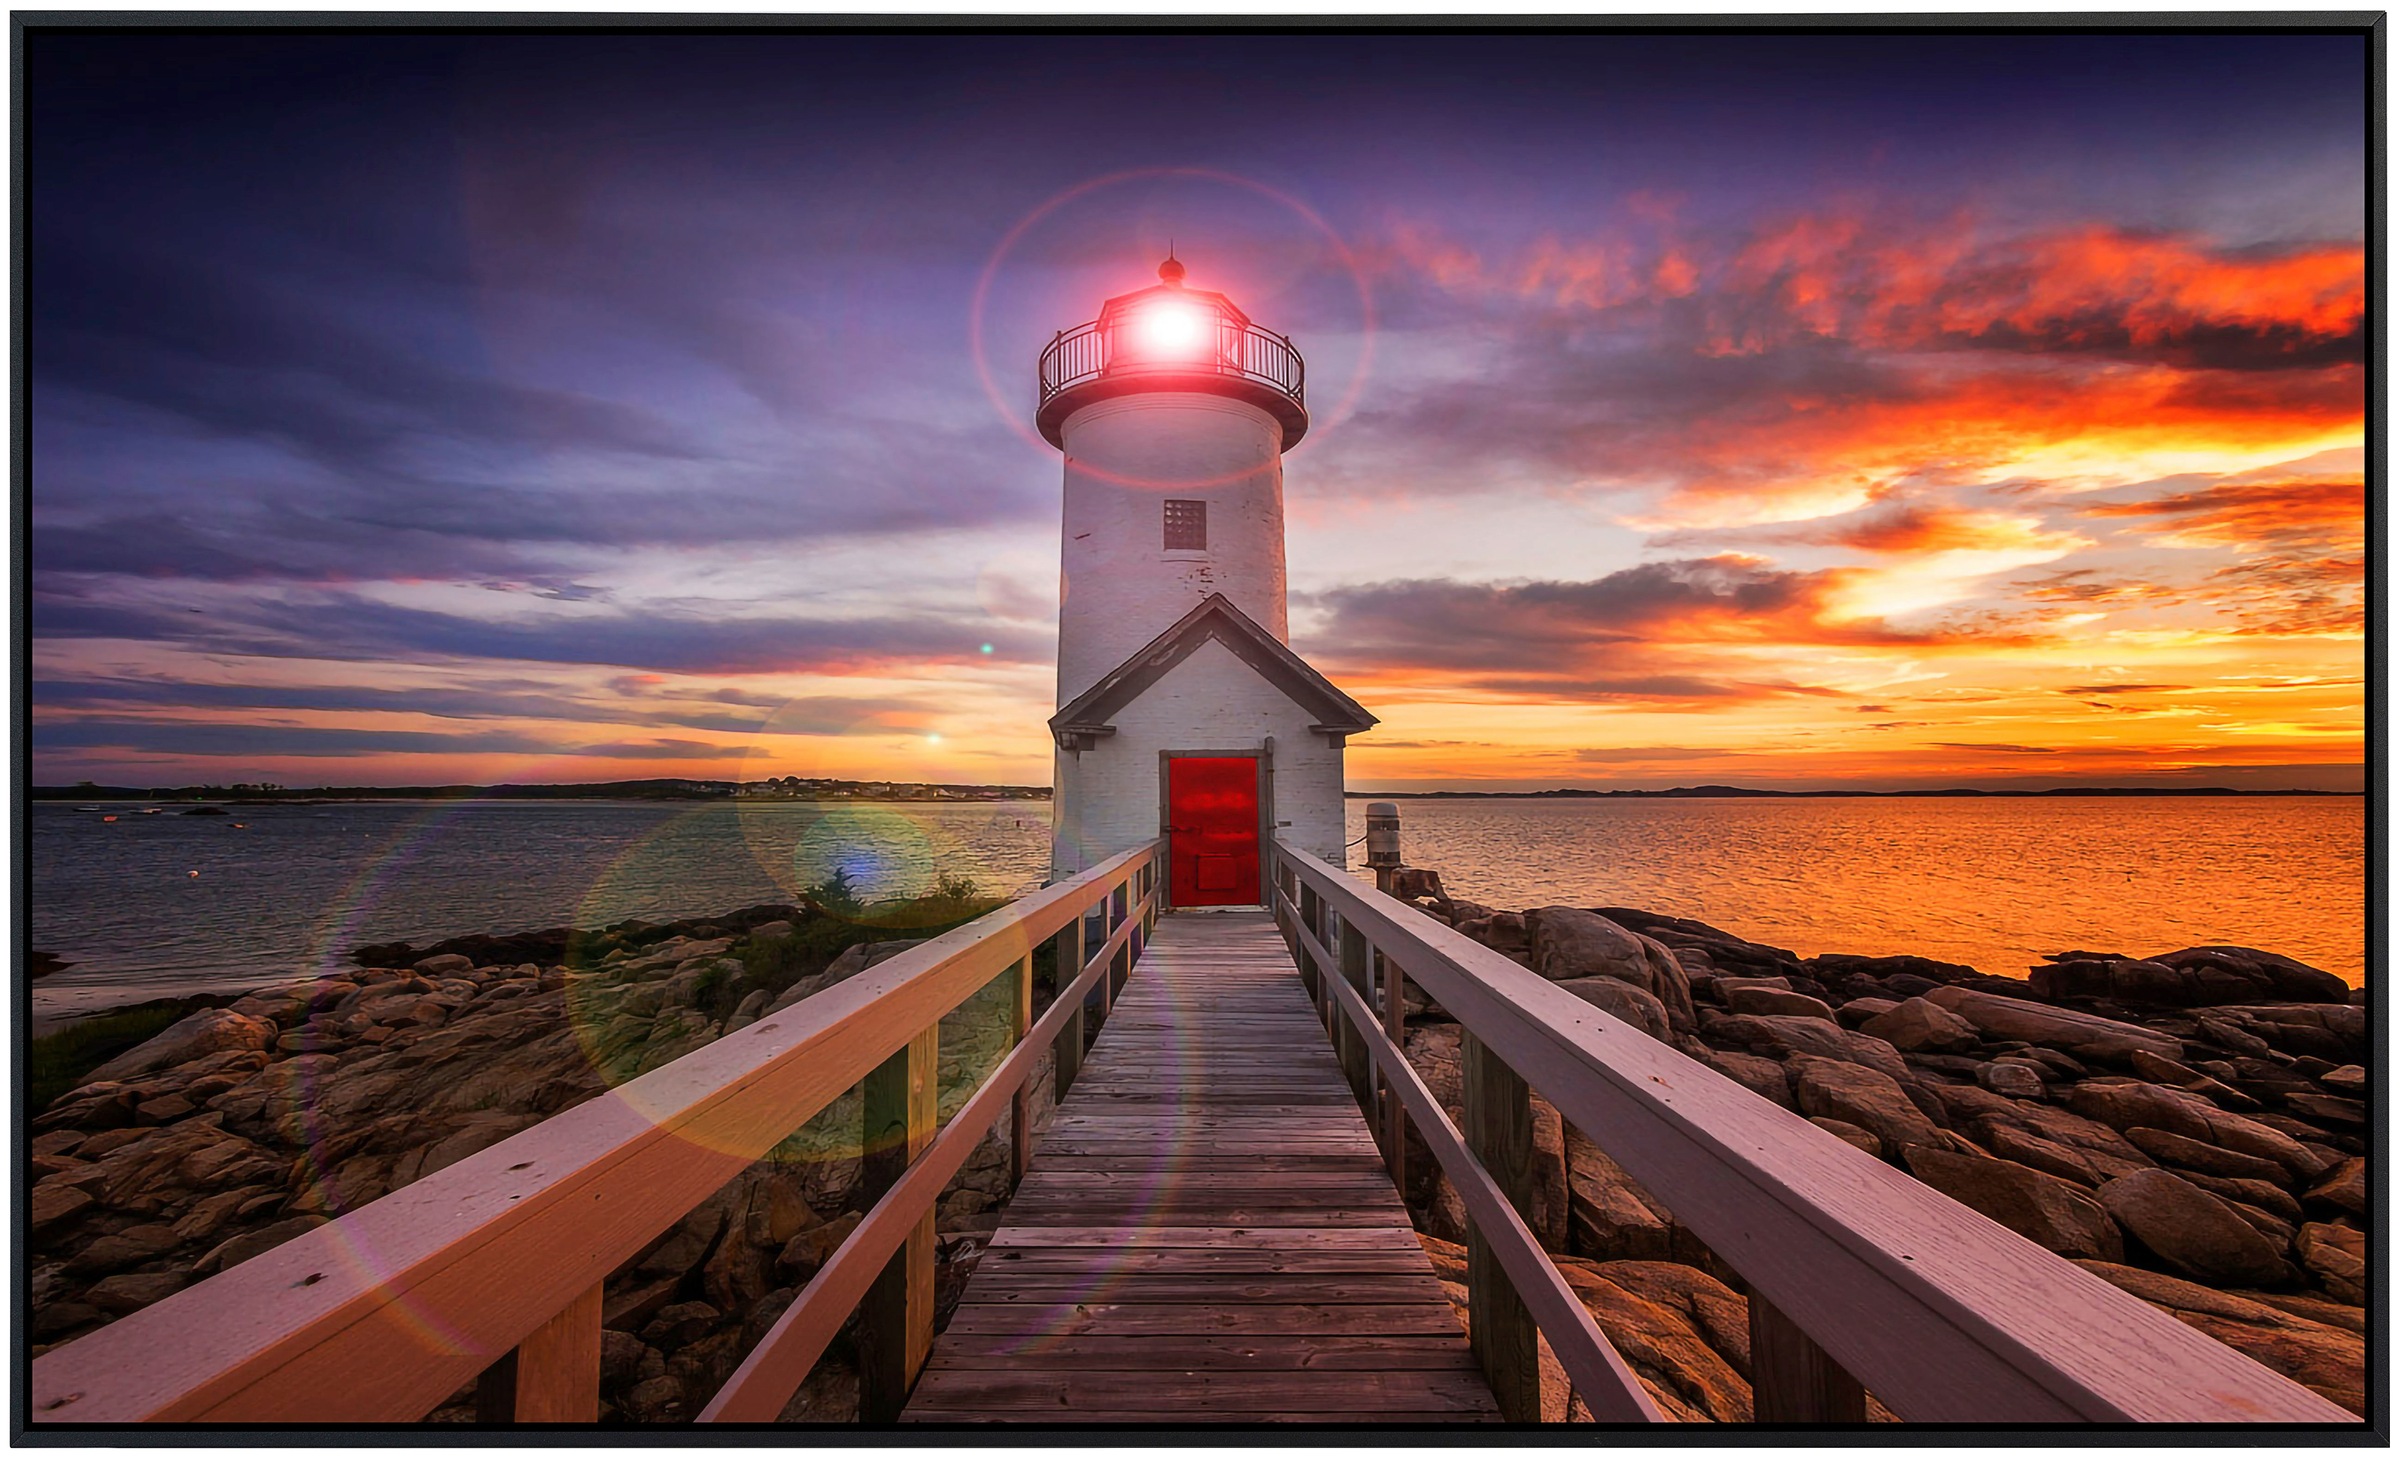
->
[27,795,2365,1027]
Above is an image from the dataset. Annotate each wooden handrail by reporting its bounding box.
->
[32,842,1163,1425]
[697,886,1150,1421]
[1269,842,2353,1425]
[1282,896,1662,1421]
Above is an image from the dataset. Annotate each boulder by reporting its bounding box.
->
[87,1010,278,1085]
[2215,1004,2365,1062]
[1861,997,1978,1053]
[2073,1260,2364,1415]
[2122,1127,2287,1185]
[1702,1049,1795,1109]
[1564,1128,1673,1263]
[1701,1012,1910,1081]
[1788,1056,1939,1154]
[1552,1257,1756,1423]
[1902,1146,2122,1259]
[2147,947,2349,1005]
[2317,1064,2364,1097]
[2295,1222,2363,1304]
[2303,1158,2365,1218]
[1835,997,1899,1028]
[1554,978,1672,1042]
[85,1269,187,1315]
[2064,1080,2330,1181]
[1808,952,1980,985]
[1724,986,1833,1021]
[1808,1117,1883,1158]
[1921,987,2181,1063]
[1592,909,1803,982]
[2096,1170,2292,1286]
[1974,1061,2046,1100]
[1525,908,1695,1030]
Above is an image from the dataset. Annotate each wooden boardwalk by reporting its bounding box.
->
[903,910,1497,1423]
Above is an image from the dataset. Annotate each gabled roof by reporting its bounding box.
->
[1050,593,1378,750]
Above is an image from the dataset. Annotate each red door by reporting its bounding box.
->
[1167,757,1260,908]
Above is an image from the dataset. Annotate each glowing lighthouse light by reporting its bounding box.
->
[1137,299,1208,356]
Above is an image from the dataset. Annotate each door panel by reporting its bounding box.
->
[1167,757,1260,907]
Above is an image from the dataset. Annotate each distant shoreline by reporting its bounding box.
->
[30,780,2361,805]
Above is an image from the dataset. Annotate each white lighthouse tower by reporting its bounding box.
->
[1039,257,1375,906]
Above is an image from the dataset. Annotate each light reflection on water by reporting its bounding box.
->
[30,794,2365,1025]
[1344,795,2365,986]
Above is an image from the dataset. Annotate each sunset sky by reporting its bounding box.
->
[28,30,2370,792]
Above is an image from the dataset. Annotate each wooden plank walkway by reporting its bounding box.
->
[902,910,1497,1423]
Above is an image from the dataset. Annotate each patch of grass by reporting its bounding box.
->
[28,999,211,1111]
[715,874,1009,1021]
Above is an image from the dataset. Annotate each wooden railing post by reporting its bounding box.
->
[1009,953,1035,1189]
[1338,919,1374,1110]
[1463,1031,1540,1422]
[858,1025,938,1421]
[474,1281,602,1423]
[1295,882,1322,1002]
[1054,913,1086,1100]
[1749,1293,1868,1423]
[1378,945,1407,1190]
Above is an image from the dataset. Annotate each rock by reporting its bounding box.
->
[641,1300,723,1350]
[2304,1158,2365,1218]
[1701,1012,1910,1081]
[2073,1259,2364,1415]
[1702,1049,1795,1109]
[2317,1064,2364,1097]
[86,1270,186,1315]
[86,1010,278,1084]
[2282,1093,2365,1129]
[193,1215,328,1275]
[1711,975,1793,996]
[601,1329,654,1385]
[1455,912,1529,962]
[30,1185,96,1237]
[1552,1257,1754,1422]
[1525,908,1695,1030]
[412,953,476,976]
[1724,986,1833,1021]
[2122,1127,2288,1185]
[1902,1146,2122,1259]
[1563,1128,1673,1263]
[1974,1061,2046,1100]
[775,1211,862,1282]
[1835,997,1899,1028]
[2147,947,2349,1005]
[66,1224,182,1275]
[2124,1049,2259,1110]
[724,988,772,1034]
[1808,1117,1882,1158]
[1788,1056,1938,1154]
[2175,1172,2302,1224]
[1808,952,1980,985]
[2216,1003,2365,1062]
[746,920,797,942]
[1921,987,2181,1063]
[2096,1170,2292,1286]
[2064,1081,2330,1182]
[1554,977,1672,1042]
[1862,996,1978,1053]
[623,1373,686,1422]
[2295,1222,2363,1304]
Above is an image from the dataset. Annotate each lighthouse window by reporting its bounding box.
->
[1164,499,1208,550]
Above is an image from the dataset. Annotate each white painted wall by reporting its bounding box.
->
[1055,392,1288,707]
[1051,637,1348,888]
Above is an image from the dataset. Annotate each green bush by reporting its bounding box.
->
[725,874,1008,1018]
[28,1001,204,1111]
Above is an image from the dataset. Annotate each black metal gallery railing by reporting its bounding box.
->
[1038,313,1305,411]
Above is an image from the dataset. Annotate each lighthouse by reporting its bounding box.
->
[1040,257,1376,906]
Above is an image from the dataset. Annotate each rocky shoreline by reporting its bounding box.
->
[1385,871,2366,1418]
[26,883,2369,1422]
